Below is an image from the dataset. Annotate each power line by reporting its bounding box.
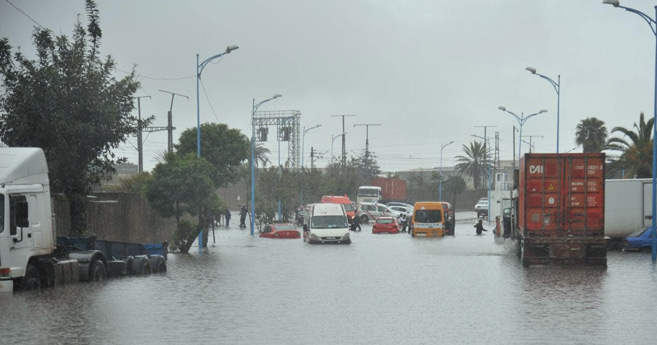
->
[199,78,220,122]
[6,0,46,30]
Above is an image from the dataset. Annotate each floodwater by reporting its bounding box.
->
[2,211,657,345]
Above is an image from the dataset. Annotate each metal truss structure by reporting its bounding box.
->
[253,110,301,168]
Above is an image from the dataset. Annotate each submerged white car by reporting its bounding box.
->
[474,197,489,218]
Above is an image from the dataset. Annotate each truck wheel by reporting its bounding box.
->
[641,246,652,253]
[150,256,167,274]
[89,259,107,282]
[131,256,152,276]
[20,263,41,290]
[360,215,369,224]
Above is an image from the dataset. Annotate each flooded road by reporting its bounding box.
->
[2,211,657,344]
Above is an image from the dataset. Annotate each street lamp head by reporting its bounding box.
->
[540,109,548,113]
[449,140,454,145]
[498,106,507,111]
[272,94,282,99]
[525,67,537,74]
[602,0,620,7]
[225,45,239,53]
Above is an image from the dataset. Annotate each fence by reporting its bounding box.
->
[53,192,176,244]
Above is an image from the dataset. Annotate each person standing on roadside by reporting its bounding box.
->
[239,204,247,228]
[225,207,232,228]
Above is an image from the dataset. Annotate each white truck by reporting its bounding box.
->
[0,148,167,293]
[605,178,653,249]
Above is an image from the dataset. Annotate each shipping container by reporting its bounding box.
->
[370,177,407,202]
[517,153,607,266]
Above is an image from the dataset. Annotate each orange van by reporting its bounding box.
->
[321,195,356,224]
[411,202,446,237]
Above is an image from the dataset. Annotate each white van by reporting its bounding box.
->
[303,203,351,244]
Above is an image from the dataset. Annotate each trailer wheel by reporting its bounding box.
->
[19,263,41,290]
[89,259,107,282]
[150,256,167,274]
[131,256,152,276]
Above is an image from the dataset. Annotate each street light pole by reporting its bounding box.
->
[498,107,547,164]
[526,67,561,153]
[196,45,239,157]
[439,141,454,201]
[603,0,657,261]
[302,125,322,168]
[331,132,347,160]
[195,45,238,251]
[251,94,282,236]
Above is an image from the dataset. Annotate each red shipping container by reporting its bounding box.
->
[519,153,605,238]
[370,177,407,201]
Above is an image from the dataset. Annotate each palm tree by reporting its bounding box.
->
[254,142,271,168]
[454,141,489,189]
[606,112,654,178]
[575,117,607,153]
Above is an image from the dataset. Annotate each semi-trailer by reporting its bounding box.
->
[604,178,653,249]
[515,153,607,266]
[0,148,167,293]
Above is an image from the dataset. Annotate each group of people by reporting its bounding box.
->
[220,204,249,228]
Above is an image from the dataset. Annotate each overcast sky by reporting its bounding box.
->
[0,0,652,172]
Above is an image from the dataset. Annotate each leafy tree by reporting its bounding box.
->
[454,141,489,189]
[145,152,216,253]
[575,117,607,153]
[355,151,381,183]
[0,0,145,235]
[606,112,654,178]
[443,175,466,209]
[176,123,249,187]
[323,158,363,198]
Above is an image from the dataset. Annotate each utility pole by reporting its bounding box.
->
[353,123,381,161]
[523,135,543,153]
[133,95,151,173]
[158,90,188,152]
[310,146,316,169]
[331,114,355,168]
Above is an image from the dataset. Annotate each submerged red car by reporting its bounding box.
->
[260,223,301,238]
[372,217,400,234]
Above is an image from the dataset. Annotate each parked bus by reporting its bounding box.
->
[411,202,445,237]
[356,186,382,205]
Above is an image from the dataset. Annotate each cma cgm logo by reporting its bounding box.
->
[529,165,543,174]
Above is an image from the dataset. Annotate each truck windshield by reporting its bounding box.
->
[311,215,348,229]
[358,188,379,197]
[414,210,442,223]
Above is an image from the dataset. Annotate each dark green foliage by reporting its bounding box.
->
[145,152,217,253]
[0,0,145,235]
[606,112,654,178]
[575,117,607,153]
[176,123,250,187]
[454,141,489,189]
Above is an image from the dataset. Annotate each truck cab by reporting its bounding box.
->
[0,148,55,292]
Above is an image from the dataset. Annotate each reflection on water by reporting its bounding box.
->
[2,213,657,344]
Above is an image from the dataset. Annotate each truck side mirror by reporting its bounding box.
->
[17,219,29,228]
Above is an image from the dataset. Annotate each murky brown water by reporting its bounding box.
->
[2,211,656,344]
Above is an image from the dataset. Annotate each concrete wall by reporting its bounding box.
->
[54,192,176,243]
[407,188,487,211]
